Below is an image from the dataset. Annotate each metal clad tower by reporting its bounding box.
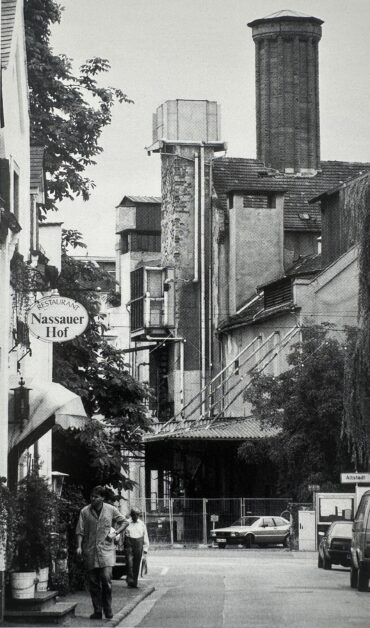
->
[248,10,323,174]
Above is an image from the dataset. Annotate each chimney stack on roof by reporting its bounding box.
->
[248,10,323,175]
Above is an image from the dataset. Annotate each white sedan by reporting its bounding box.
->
[210,515,291,548]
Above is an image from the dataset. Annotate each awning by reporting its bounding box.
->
[144,416,280,443]
[8,378,88,455]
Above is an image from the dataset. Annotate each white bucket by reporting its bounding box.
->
[11,571,36,599]
[36,567,49,591]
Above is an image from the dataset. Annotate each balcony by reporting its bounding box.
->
[129,266,175,339]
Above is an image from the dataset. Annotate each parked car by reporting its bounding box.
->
[317,521,352,570]
[350,489,370,592]
[112,549,127,579]
[210,515,290,548]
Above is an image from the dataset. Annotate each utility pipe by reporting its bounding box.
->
[179,337,185,410]
[193,152,199,282]
[200,145,206,411]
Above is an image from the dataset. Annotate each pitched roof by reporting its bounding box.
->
[117,195,161,207]
[212,158,370,231]
[285,253,322,276]
[30,146,45,190]
[218,293,264,332]
[1,0,18,70]
[218,253,322,332]
[145,416,279,442]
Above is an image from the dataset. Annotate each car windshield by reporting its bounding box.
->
[329,522,353,537]
[231,516,260,527]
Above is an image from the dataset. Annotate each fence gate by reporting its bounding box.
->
[143,497,308,546]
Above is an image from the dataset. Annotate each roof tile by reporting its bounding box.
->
[212,158,370,231]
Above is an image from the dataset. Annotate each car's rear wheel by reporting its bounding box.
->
[318,552,323,568]
[350,564,357,588]
[323,555,331,570]
[244,534,254,548]
[357,566,368,592]
[217,542,226,549]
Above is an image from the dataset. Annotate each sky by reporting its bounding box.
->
[50,0,370,256]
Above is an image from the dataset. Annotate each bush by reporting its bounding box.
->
[11,466,57,572]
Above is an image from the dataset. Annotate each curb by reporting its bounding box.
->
[106,586,155,627]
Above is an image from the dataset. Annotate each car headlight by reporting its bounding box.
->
[211,531,216,537]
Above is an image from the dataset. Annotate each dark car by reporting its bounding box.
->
[318,520,353,570]
[112,549,127,579]
[350,489,370,591]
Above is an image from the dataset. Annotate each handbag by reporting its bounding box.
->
[140,554,148,577]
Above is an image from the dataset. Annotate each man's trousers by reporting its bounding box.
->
[87,566,112,615]
[124,537,144,587]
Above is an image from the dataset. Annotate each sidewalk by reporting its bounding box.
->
[2,579,155,627]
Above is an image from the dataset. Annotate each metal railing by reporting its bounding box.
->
[141,497,309,546]
[157,324,301,435]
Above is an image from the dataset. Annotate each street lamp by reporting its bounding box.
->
[11,377,31,430]
[51,471,69,498]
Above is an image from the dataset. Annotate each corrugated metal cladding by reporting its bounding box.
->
[130,299,144,333]
[146,416,280,441]
[264,279,293,309]
[130,267,144,301]
[153,99,221,144]
[147,269,163,298]
[136,205,161,231]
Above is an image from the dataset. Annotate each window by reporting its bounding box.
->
[273,517,286,527]
[243,193,276,209]
[260,517,275,528]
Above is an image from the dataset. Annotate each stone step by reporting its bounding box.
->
[4,601,77,625]
[6,590,59,611]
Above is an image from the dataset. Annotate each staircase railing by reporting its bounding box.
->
[156,324,301,435]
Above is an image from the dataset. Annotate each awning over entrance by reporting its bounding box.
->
[144,416,280,442]
[8,378,88,455]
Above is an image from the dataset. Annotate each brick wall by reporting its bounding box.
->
[251,17,322,172]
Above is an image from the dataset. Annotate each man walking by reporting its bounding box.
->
[76,486,128,620]
[124,507,149,588]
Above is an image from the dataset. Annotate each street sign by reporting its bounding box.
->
[340,472,370,484]
[210,514,219,523]
[27,296,89,343]
[308,484,320,492]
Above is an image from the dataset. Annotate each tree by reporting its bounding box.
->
[343,183,370,467]
[238,326,354,501]
[24,0,132,213]
[52,230,152,495]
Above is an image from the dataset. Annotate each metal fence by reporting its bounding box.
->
[142,497,312,547]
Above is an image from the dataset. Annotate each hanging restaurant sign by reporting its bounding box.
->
[27,296,89,343]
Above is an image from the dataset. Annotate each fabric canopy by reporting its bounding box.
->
[8,378,88,455]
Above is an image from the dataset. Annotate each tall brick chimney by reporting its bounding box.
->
[248,10,323,174]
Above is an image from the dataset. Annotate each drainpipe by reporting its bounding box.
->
[200,144,206,410]
[193,152,199,282]
[179,337,185,410]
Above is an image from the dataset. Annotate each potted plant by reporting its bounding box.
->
[10,464,57,598]
[0,477,11,572]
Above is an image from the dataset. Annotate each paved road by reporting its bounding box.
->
[119,548,370,628]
